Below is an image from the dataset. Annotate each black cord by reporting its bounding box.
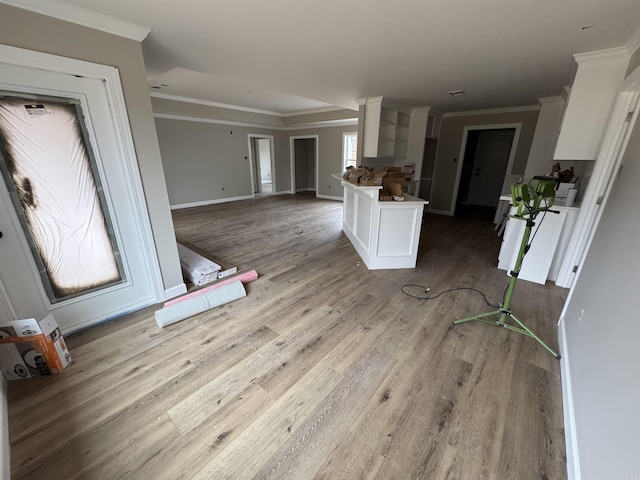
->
[526,198,549,250]
[401,284,501,309]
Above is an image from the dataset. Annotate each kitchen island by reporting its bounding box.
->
[333,175,428,269]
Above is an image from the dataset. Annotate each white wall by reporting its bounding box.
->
[560,67,640,479]
[258,138,272,184]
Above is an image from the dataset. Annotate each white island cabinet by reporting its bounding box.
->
[333,175,428,269]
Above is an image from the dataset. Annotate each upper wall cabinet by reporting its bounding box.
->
[359,97,410,158]
[553,48,630,161]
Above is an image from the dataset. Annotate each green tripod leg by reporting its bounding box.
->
[453,216,561,359]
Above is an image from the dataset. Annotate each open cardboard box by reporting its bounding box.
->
[0,314,72,380]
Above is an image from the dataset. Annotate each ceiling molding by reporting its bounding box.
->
[154,112,357,131]
[574,46,630,64]
[282,105,352,117]
[151,91,349,118]
[0,0,150,41]
[539,96,564,104]
[442,105,540,118]
[151,91,290,117]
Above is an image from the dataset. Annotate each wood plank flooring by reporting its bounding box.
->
[7,193,568,479]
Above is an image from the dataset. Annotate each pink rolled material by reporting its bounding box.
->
[164,270,258,307]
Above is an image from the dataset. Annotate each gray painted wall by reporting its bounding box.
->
[155,118,274,204]
[561,87,640,478]
[430,110,539,212]
[0,5,183,293]
[153,96,355,202]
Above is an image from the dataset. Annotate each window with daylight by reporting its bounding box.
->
[342,132,358,170]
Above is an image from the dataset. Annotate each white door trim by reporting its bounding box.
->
[289,135,319,195]
[448,123,521,215]
[556,90,640,288]
[0,44,164,327]
[247,134,275,196]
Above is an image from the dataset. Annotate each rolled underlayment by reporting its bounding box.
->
[164,269,258,308]
[155,280,246,328]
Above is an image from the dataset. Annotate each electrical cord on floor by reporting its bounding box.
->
[401,284,501,309]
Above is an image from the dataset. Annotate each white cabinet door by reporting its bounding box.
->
[498,209,567,285]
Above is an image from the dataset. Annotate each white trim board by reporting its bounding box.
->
[153,112,357,131]
[164,283,187,301]
[443,105,539,118]
[0,0,150,41]
[170,194,255,210]
[316,194,342,202]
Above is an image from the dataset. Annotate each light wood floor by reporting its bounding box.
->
[8,193,568,479]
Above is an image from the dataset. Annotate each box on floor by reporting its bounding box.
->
[0,314,72,380]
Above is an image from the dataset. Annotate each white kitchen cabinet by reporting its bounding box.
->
[334,175,428,269]
[553,48,628,161]
[359,97,410,159]
[497,196,579,285]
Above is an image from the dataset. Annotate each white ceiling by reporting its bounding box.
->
[45,0,640,113]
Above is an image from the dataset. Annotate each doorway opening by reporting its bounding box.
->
[289,135,318,195]
[451,123,521,216]
[248,134,275,197]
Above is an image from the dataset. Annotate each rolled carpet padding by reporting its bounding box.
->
[155,280,246,328]
[164,269,258,308]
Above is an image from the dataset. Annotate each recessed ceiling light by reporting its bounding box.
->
[448,90,466,97]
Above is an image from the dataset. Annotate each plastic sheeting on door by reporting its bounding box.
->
[0,96,122,302]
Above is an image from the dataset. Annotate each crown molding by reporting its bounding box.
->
[539,96,564,104]
[154,112,357,131]
[0,0,150,41]
[150,91,284,116]
[150,91,351,118]
[443,105,539,118]
[282,105,351,117]
[574,46,630,64]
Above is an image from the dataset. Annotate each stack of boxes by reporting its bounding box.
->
[177,243,222,286]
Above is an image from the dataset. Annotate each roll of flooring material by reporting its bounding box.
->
[164,269,258,308]
[155,280,246,328]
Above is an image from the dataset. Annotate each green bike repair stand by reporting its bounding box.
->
[452,178,561,359]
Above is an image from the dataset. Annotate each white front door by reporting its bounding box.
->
[0,48,162,334]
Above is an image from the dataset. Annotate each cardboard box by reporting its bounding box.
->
[0,314,72,380]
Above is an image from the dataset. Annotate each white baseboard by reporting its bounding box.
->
[427,208,453,216]
[1,376,9,480]
[316,194,342,201]
[164,283,187,301]
[559,318,581,480]
[295,187,316,192]
[273,190,294,195]
[170,195,254,210]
